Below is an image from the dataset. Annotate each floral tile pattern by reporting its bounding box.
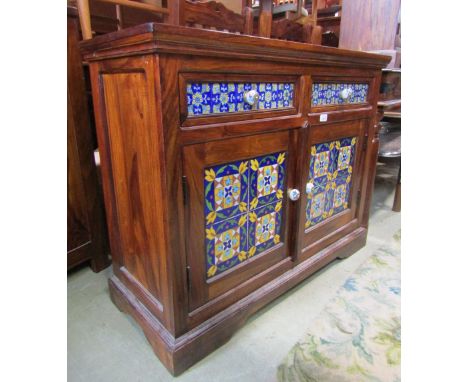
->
[205,152,286,278]
[187,82,294,116]
[205,215,248,277]
[305,137,357,229]
[277,244,401,382]
[250,153,286,209]
[248,201,283,255]
[204,160,249,223]
[312,83,369,106]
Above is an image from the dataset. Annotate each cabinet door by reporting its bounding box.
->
[183,131,294,312]
[296,119,367,261]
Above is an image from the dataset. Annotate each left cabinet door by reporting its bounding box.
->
[183,130,295,313]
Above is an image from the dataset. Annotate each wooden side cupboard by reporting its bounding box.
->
[80,23,390,375]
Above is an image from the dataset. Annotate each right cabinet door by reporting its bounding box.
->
[296,119,368,261]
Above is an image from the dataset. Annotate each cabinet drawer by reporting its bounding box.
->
[179,73,299,126]
[311,82,369,107]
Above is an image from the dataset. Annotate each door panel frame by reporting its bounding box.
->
[295,119,368,262]
[182,130,298,313]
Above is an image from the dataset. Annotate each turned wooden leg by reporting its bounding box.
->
[392,163,401,212]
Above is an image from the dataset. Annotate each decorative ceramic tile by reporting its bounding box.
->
[248,202,283,255]
[187,82,294,116]
[204,160,249,224]
[337,145,352,170]
[206,214,248,278]
[255,212,276,245]
[310,192,326,219]
[205,152,287,278]
[311,83,368,106]
[250,152,286,209]
[305,137,357,229]
[214,174,241,211]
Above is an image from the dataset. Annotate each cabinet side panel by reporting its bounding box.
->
[101,70,166,305]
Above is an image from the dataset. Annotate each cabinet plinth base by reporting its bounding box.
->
[109,227,367,376]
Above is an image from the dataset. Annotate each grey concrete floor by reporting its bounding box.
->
[68,162,401,382]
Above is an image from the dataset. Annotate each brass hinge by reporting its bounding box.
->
[186,266,191,292]
[182,175,188,205]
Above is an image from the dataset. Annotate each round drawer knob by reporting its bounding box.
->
[306,182,314,194]
[340,88,353,101]
[288,188,301,201]
[243,89,260,106]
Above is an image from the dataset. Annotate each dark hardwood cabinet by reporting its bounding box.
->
[80,23,390,375]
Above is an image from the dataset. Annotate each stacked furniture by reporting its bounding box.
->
[261,0,323,44]
[67,7,110,272]
[77,0,390,375]
[314,0,341,47]
[339,0,401,67]
[377,68,401,212]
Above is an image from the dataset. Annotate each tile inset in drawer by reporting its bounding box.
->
[187,82,294,117]
[312,83,368,106]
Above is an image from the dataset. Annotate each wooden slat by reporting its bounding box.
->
[97,0,169,14]
[77,0,93,39]
[259,0,273,37]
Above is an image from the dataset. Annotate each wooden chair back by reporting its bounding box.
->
[181,1,253,34]
[77,0,253,40]
[76,0,169,39]
[270,18,321,43]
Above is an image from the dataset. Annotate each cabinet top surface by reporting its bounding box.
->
[80,23,391,69]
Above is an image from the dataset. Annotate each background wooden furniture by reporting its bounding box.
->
[378,121,401,212]
[256,0,322,43]
[250,0,343,46]
[67,11,110,272]
[314,0,341,47]
[377,69,401,212]
[339,0,401,68]
[77,0,254,39]
[80,17,390,374]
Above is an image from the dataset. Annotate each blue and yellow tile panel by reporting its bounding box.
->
[311,83,368,106]
[204,152,286,278]
[187,82,294,116]
[305,137,357,229]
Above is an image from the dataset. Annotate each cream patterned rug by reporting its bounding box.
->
[278,240,401,382]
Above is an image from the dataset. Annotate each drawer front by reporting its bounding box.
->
[311,82,369,107]
[187,82,294,116]
[179,74,299,126]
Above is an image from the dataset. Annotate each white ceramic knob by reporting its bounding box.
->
[306,182,314,194]
[243,89,260,106]
[288,189,301,201]
[340,88,353,101]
